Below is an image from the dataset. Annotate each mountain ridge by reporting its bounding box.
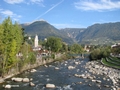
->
[22,21,120,45]
[22,20,75,44]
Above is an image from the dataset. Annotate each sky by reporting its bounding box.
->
[0,0,120,29]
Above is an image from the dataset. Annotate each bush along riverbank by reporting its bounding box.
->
[0,53,67,84]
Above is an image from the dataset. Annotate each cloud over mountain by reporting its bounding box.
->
[74,0,120,11]
[4,0,24,4]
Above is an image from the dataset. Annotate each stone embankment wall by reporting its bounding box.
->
[0,53,64,83]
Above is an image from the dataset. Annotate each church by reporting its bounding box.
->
[33,35,41,51]
[32,35,49,56]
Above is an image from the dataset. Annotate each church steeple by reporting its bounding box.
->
[34,35,38,47]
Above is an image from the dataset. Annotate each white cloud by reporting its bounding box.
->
[30,0,43,4]
[4,0,44,6]
[4,0,24,4]
[30,0,45,6]
[1,10,15,16]
[0,9,22,21]
[74,0,120,11]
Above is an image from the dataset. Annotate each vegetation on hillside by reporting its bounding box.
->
[76,22,120,44]
[23,21,120,45]
[23,21,74,44]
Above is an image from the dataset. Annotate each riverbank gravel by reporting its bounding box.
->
[84,60,120,90]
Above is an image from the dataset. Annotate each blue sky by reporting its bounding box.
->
[0,0,120,29]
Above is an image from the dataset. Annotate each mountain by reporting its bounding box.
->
[22,20,74,44]
[60,28,85,39]
[76,22,120,45]
[22,21,120,45]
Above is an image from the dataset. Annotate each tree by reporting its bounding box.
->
[0,17,24,75]
[89,46,111,60]
[45,36,62,52]
[60,43,68,52]
[70,44,83,54]
[89,48,101,60]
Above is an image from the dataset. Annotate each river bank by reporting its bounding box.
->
[0,55,120,90]
[0,57,119,90]
[85,60,120,90]
[0,53,66,84]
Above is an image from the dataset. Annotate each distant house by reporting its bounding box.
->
[84,45,90,52]
[111,43,120,56]
[111,43,120,48]
[38,49,50,56]
[33,46,42,51]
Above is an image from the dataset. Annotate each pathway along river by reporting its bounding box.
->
[0,58,118,90]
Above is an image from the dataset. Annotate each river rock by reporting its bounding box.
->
[30,78,33,81]
[68,66,75,70]
[12,77,23,82]
[92,80,96,82]
[75,62,79,65]
[55,67,59,70]
[29,82,35,86]
[22,78,29,82]
[104,85,109,88]
[30,69,37,72]
[96,80,101,83]
[44,65,48,67]
[46,84,55,88]
[95,65,99,68]
[4,84,11,89]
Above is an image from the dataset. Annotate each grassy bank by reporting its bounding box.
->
[101,57,120,69]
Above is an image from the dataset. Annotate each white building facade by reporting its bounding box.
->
[34,35,38,47]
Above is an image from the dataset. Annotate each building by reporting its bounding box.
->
[84,45,90,52]
[34,35,38,47]
[33,35,42,51]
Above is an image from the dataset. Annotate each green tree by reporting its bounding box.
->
[71,44,83,54]
[45,36,62,52]
[89,46,111,60]
[89,48,101,60]
[60,43,68,52]
[0,17,24,75]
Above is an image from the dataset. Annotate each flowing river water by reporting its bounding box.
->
[0,58,116,90]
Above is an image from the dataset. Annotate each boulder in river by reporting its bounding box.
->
[46,84,55,88]
[29,82,35,86]
[22,78,29,82]
[75,62,79,65]
[12,77,23,82]
[4,84,11,89]
[30,69,37,73]
[68,66,75,70]
[96,80,101,83]
[55,67,59,70]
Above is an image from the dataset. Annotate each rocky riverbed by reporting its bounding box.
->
[85,60,120,90]
[0,58,120,90]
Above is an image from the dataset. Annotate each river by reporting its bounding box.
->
[0,58,115,90]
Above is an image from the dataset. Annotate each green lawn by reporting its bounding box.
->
[106,57,120,65]
[109,56,120,63]
[101,58,120,69]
